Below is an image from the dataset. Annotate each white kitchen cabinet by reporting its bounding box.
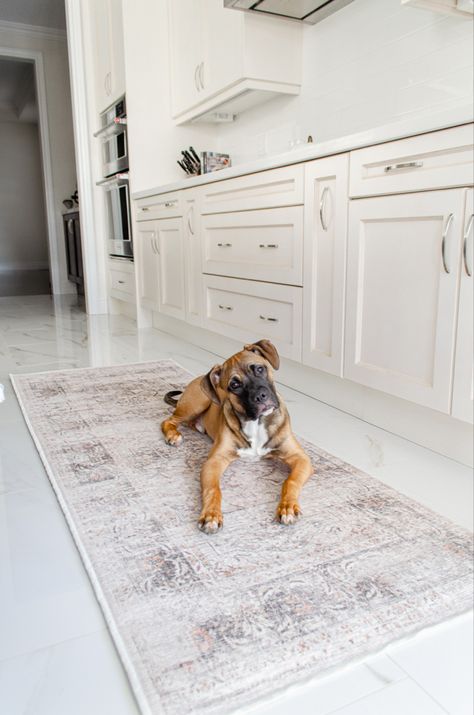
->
[137,225,160,311]
[452,189,474,423]
[155,217,186,320]
[183,192,202,326]
[90,0,125,112]
[344,189,465,413]
[302,154,349,377]
[202,206,303,286]
[168,0,301,123]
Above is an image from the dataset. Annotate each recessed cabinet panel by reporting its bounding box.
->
[137,226,160,311]
[203,275,302,361]
[183,194,202,326]
[156,217,186,320]
[302,153,349,376]
[452,189,474,423]
[202,207,303,285]
[344,190,465,412]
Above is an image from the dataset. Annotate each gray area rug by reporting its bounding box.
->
[11,360,473,715]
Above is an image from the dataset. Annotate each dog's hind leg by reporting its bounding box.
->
[161,376,211,446]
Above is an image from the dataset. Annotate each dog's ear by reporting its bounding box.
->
[200,365,222,405]
[244,339,280,370]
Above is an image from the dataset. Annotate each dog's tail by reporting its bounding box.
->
[164,390,183,407]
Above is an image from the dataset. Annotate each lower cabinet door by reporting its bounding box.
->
[184,196,202,326]
[156,217,186,320]
[137,225,160,311]
[302,153,348,376]
[203,275,302,361]
[344,189,465,413]
[452,189,473,423]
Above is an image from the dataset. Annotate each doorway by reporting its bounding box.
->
[0,56,50,296]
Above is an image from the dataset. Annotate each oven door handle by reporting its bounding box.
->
[96,173,129,189]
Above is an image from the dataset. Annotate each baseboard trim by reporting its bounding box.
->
[151,312,473,467]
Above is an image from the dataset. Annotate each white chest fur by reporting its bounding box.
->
[237,419,272,460]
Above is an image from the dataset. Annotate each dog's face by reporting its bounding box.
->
[201,340,280,420]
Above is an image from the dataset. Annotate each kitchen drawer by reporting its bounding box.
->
[202,207,303,286]
[203,275,302,361]
[349,124,474,198]
[201,165,304,214]
[109,264,136,303]
[136,192,182,221]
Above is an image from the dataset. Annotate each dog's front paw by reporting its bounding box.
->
[277,501,301,525]
[198,510,223,534]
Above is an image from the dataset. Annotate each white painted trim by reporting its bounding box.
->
[0,46,63,296]
[64,0,108,315]
[0,20,66,41]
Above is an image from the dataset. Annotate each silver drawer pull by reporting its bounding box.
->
[218,304,233,311]
[384,161,423,173]
[164,201,176,208]
[118,280,125,284]
[141,207,150,212]
[259,243,279,249]
[217,242,232,247]
[441,212,454,274]
[463,213,473,277]
[259,315,279,323]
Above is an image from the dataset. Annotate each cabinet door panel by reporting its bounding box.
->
[168,0,202,117]
[452,189,473,423]
[345,190,464,412]
[156,217,185,320]
[303,153,349,376]
[137,226,159,310]
[184,198,202,326]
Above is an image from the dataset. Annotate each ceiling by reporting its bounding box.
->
[0,57,38,123]
[0,0,66,29]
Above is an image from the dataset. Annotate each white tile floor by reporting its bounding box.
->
[0,294,472,715]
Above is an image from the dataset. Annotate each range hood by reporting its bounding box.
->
[223,0,355,24]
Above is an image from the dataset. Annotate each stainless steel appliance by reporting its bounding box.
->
[95,96,133,260]
[94,96,128,177]
[223,0,354,25]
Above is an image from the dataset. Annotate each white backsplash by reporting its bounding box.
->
[216,0,473,165]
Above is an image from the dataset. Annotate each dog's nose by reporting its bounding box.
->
[254,388,269,404]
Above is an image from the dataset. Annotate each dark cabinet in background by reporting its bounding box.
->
[63,211,84,295]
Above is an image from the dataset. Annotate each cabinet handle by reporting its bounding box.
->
[441,213,454,274]
[463,213,473,277]
[259,243,279,249]
[199,62,205,90]
[187,207,194,235]
[152,237,159,254]
[67,218,74,232]
[118,280,125,284]
[259,315,279,323]
[384,161,423,173]
[319,186,329,231]
[164,201,176,208]
[217,242,232,247]
[218,304,233,311]
[141,207,150,212]
[194,64,200,91]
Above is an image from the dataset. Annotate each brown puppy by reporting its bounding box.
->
[161,340,313,534]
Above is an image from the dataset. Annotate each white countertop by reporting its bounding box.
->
[131,105,473,201]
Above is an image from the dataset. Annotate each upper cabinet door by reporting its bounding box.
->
[156,217,186,321]
[344,189,465,413]
[200,0,243,99]
[90,0,125,111]
[302,153,349,377]
[168,0,204,117]
[452,189,474,423]
[109,0,126,101]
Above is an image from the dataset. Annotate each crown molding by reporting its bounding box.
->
[0,19,67,41]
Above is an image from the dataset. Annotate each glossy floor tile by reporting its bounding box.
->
[0,294,472,715]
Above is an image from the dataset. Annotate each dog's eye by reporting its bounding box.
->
[229,379,241,392]
[253,364,265,376]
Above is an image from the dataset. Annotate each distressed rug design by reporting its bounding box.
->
[11,360,473,715]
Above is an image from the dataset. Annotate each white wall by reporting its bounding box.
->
[0,23,78,293]
[217,0,474,163]
[121,0,221,193]
[0,120,48,270]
